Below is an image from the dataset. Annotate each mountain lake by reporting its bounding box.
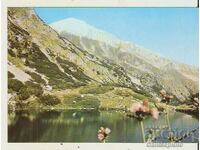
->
[8,110,199,143]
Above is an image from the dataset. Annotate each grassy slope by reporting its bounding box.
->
[25,84,155,110]
[7,8,145,111]
[7,8,198,116]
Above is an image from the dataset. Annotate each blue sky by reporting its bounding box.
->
[35,8,199,67]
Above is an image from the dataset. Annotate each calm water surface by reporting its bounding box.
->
[8,110,199,142]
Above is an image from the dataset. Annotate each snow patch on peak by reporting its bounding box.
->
[50,18,120,46]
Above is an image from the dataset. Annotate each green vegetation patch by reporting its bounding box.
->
[8,20,32,59]
[27,43,81,89]
[18,86,31,100]
[25,81,43,96]
[8,78,24,92]
[63,94,100,109]
[39,94,61,106]
[56,57,91,83]
[25,71,46,85]
[18,81,43,100]
[131,91,154,102]
[8,77,44,101]
[76,97,100,109]
[114,88,134,97]
[79,85,114,94]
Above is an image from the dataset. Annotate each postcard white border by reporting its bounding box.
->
[1,0,199,7]
[1,0,199,150]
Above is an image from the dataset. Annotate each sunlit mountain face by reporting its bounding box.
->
[50,17,199,100]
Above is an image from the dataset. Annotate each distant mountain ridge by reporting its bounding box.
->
[50,18,192,69]
[50,18,199,100]
[50,18,121,47]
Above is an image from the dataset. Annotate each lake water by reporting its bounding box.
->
[8,110,199,143]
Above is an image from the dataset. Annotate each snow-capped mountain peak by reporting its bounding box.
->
[50,18,120,46]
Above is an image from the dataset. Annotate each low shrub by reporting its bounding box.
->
[8,78,24,92]
[18,86,31,100]
[24,81,43,96]
[8,71,15,78]
[39,94,61,106]
[16,81,43,101]
[8,49,16,57]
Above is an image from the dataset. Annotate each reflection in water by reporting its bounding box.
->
[8,110,198,143]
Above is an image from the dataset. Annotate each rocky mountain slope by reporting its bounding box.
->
[50,18,199,101]
[8,8,143,88]
[7,8,198,112]
[8,8,152,110]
